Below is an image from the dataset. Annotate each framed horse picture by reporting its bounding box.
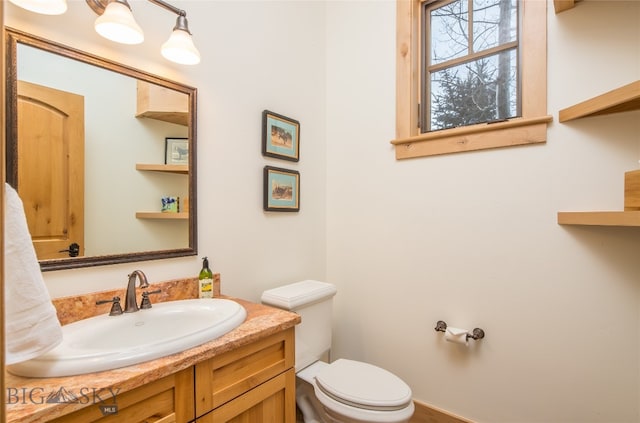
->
[263,166,300,212]
[262,110,300,162]
[165,137,189,165]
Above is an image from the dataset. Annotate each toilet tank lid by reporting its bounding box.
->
[261,280,337,310]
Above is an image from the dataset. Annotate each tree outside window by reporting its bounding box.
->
[423,0,519,132]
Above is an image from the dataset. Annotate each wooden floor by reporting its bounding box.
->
[410,400,473,423]
[295,400,473,423]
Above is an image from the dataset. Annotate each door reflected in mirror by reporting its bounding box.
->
[6,29,198,271]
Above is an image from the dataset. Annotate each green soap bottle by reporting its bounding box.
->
[199,257,213,298]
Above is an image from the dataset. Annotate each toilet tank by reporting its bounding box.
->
[261,280,337,371]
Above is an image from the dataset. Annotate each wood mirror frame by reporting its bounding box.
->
[1,4,7,421]
[4,28,198,271]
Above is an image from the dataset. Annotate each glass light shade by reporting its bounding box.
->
[161,29,201,65]
[94,1,144,45]
[8,0,67,15]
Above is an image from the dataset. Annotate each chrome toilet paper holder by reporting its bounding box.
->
[435,320,485,341]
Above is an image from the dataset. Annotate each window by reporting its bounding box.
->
[424,0,519,131]
[393,0,551,159]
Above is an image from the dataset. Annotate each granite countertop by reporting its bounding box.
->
[5,277,300,423]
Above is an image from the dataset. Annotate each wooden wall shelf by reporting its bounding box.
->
[136,163,189,174]
[557,81,640,227]
[136,80,189,126]
[553,0,581,14]
[559,81,640,122]
[136,212,188,220]
[558,211,640,227]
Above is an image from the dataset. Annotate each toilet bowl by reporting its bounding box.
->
[297,360,414,423]
[261,280,415,423]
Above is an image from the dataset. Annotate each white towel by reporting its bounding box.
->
[4,183,62,365]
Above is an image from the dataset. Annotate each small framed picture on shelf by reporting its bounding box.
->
[165,137,189,165]
[263,166,300,212]
[262,110,300,162]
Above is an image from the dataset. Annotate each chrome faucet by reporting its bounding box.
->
[124,270,149,313]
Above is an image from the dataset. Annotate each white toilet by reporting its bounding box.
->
[261,280,415,423]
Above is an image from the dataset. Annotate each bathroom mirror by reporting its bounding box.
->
[5,28,198,271]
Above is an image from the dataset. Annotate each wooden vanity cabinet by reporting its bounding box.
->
[42,327,296,423]
[194,328,296,422]
[196,370,295,422]
[49,368,194,423]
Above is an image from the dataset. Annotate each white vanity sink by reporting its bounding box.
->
[8,298,247,377]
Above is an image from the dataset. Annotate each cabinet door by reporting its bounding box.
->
[195,328,294,417]
[49,368,194,423]
[196,369,295,423]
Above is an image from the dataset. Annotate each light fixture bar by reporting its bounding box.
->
[147,0,183,17]
[88,0,185,17]
[85,0,108,14]
[86,0,186,20]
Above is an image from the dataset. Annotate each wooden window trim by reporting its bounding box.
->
[393,0,552,159]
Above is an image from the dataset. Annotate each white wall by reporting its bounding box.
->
[4,0,640,422]
[5,0,327,301]
[325,1,640,422]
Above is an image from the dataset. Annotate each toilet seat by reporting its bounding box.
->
[315,359,413,411]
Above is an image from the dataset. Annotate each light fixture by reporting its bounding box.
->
[9,0,201,65]
[8,0,67,15]
[94,0,144,45]
[91,0,201,65]
[161,14,201,65]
